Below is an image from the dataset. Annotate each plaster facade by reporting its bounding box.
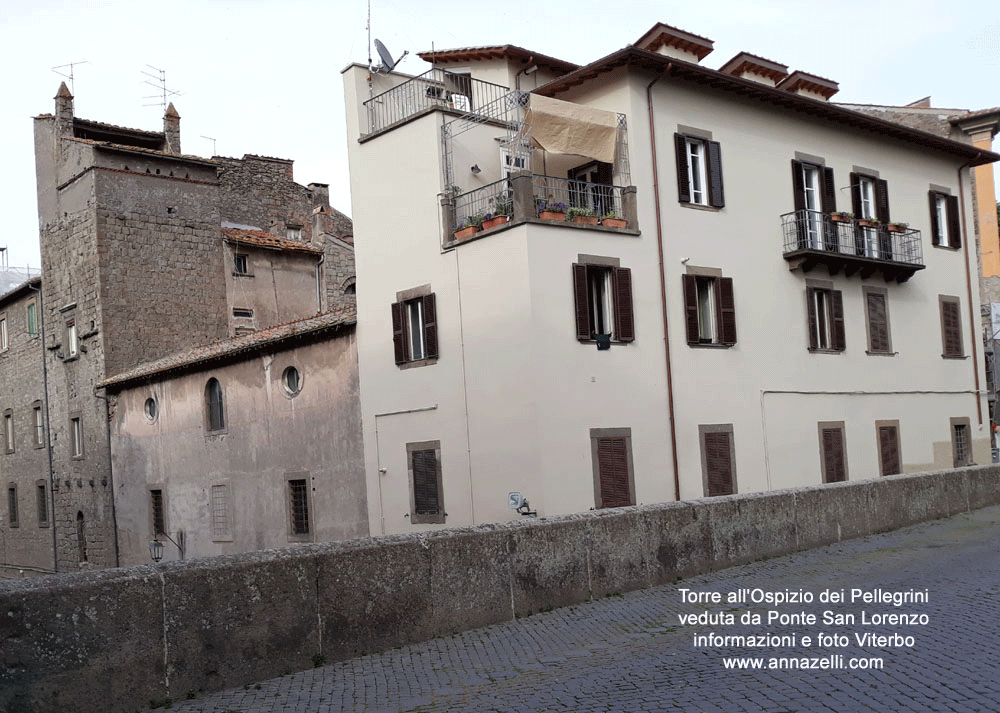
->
[343,25,998,536]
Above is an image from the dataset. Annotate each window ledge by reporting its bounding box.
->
[931,244,961,251]
[211,536,234,543]
[411,513,446,524]
[679,202,722,213]
[807,348,844,355]
[232,272,254,277]
[942,354,968,360]
[397,357,438,371]
[205,429,228,439]
[688,342,734,349]
[865,350,898,357]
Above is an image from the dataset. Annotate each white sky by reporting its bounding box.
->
[1,0,998,269]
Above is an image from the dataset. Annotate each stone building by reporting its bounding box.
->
[0,84,360,576]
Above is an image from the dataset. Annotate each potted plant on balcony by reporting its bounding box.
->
[568,207,599,225]
[483,195,513,230]
[830,211,853,224]
[886,221,909,234]
[538,201,567,222]
[857,217,880,229]
[453,214,483,241]
[601,212,628,229]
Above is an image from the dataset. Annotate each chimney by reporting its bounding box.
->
[309,182,331,210]
[55,82,74,136]
[163,102,181,154]
[634,23,713,64]
[776,71,839,102]
[718,52,788,87]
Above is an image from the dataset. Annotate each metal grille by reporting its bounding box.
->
[531,175,625,219]
[954,425,970,465]
[211,485,229,538]
[453,179,511,230]
[150,489,165,535]
[781,211,923,266]
[37,484,47,524]
[289,479,310,535]
[7,486,17,526]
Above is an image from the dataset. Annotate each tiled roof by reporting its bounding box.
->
[63,136,218,166]
[102,310,356,389]
[222,227,323,254]
[74,116,164,139]
[417,45,578,74]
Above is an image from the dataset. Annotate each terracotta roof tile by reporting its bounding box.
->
[74,117,164,139]
[62,136,218,165]
[102,310,356,388]
[222,227,323,254]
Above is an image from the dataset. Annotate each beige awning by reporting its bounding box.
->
[524,95,618,164]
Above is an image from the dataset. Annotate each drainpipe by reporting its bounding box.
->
[27,281,58,572]
[957,157,984,425]
[93,384,121,568]
[646,68,682,501]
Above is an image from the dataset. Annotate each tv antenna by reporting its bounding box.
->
[141,65,181,111]
[373,38,407,73]
[201,135,217,155]
[52,60,89,95]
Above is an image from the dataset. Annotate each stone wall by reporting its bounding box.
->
[217,155,315,241]
[3,464,1000,713]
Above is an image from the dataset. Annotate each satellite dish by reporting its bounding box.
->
[374,38,408,72]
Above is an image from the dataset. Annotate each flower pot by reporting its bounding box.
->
[857,219,879,229]
[573,216,599,225]
[482,215,509,231]
[453,226,480,241]
[602,218,627,229]
[886,224,907,234]
[830,214,851,224]
[538,211,566,222]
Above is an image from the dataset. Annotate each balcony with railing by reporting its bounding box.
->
[781,210,924,283]
[362,69,510,137]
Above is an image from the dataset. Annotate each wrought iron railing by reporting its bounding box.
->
[531,175,626,220]
[364,69,509,135]
[781,210,923,266]
[453,179,512,230]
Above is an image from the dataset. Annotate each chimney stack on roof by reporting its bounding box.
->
[55,82,74,135]
[634,22,714,64]
[163,102,181,154]
[776,71,839,101]
[718,52,789,87]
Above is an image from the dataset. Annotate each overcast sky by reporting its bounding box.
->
[1,0,998,269]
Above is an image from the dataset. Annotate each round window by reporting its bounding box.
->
[144,397,158,422]
[283,366,301,396]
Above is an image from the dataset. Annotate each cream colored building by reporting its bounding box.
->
[342,23,999,535]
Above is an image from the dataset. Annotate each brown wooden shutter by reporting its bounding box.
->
[391,301,407,364]
[717,277,737,345]
[867,293,889,353]
[878,426,900,476]
[704,432,734,496]
[947,195,961,248]
[806,287,819,349]
[707,141,725,208]
[941,299,963,357]
[682,274,700,344]
[849,172,862,217]
[612,267,635,342]
[674,133,691,203]
[573,264,590,340]
[597,437,631,508]
[822,428,846,482]
[791,160,806,247]
[830,290,846,352]
[821,167,837,213]
[422,293,438,359]
[928,192,941,246]
[875,179,890,224]
[411,449,439,514]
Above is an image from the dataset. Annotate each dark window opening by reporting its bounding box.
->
[206,378,225,432]
[289,479,310,535]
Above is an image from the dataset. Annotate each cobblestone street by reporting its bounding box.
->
[148,506,1000,713]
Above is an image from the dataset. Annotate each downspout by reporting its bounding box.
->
[957,157,984,425]
[93,385,121,567]
[646,68,682,501]
[28,282,58,572]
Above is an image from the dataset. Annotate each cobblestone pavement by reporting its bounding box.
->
[149,507,1000,713]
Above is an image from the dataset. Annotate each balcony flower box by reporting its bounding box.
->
[601,213,627,229]
[857,218,880,229]
[454,214,484,241]
[453,226,479,240]
[569,207,599,225]
[830,212,853,224]
[887,222,909,234]
[482,214,509,231]
[538,201,567,222]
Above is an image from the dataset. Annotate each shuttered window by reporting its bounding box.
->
[819,423,848,483]
[807,287,845,352]
[408,441,444,524]
[877,423,901,476]
[675,134,724,208]
[939,296,963,358]
[597,437,631,508]
[864,289,892,355]
[703,431,735,496]
[929,191,961,248]
[572,263,634,344]
[392,293,438,366]
[683,273,736,346]
[951,418,972,467]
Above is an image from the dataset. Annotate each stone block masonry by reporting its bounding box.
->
[7,466,997,713]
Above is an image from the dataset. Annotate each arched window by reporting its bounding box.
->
[205,378,225,432]
[76,511,87,563]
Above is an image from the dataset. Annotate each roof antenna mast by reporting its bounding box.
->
[141,65,181,111]
[52,60,89,95]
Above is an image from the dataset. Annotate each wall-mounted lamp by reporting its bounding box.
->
[470,164,481,175]
[149,530,185,562]
[524,65,538,75]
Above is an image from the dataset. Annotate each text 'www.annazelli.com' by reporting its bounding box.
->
[722,655,884,670]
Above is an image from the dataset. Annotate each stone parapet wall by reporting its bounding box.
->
[3,465,999,713]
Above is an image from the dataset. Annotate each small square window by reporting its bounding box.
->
[806,286,845,352]
[66,319,78,358]
[233,308,254,319]
[234,253,249,275]
[36,482,49,527]
[70,416,84,459]
[682,271,737,346]
[674,133,724,208]
[26,301,38,337]
[572,260,634,344]
[3,410,13,454]
[951,417,972,467]
[286,225,302,241]
[286,475,312,540]
[391,290,438,367]
[150,488,166,536]
[211,484,232,540]
[7,484,18,528]
[32,403,44,448]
